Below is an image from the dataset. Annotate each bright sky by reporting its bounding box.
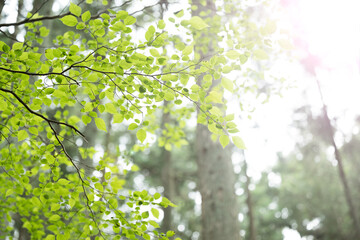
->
[242,0,360,238]
[244,0,360,175]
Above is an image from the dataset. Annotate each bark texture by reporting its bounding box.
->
[243,153,256,240]
[196,125,240,240]
[0,0,5,16]
[160,102,176,232]
[160,145,175,231]
[192,0,240,239]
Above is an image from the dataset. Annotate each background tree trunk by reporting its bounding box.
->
[243,152,256,240]
[192,2,240,238]
[196,124,240,240]
[0,0,5,16]
[160,101,176,232]
[316,78,360,239]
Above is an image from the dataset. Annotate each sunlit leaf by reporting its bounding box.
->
[253,49,269,60]
[95,118,107,132]
[189,16,209,30]
[136,129,146,143]
[69,3,82,17]
[60,15,78,27]
[221,78,234,92]
[226,50,240,60]
[151,208,159,219]
[18,130,28,142]
[232,136,246,149]
[219,135,230,148]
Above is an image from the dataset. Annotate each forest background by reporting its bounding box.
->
[0,0,360,240]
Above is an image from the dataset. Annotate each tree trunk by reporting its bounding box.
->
[160,143,175,231]
[158,2,175,232]
[316,79,360,239]
[196,125,240,240]
[243,152,256,240]
[160,101,176,232]
[31,0,55,15]
[11,0,23,43]
[192,1,240,239]
[0,0,5,16]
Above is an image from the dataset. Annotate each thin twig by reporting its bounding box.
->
[0,87,87,141]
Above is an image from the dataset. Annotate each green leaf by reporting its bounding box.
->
[69,3,82,17]
[69,198,76,208]
[105,103,117,114]
[116,10,128,19]
[142,211,149,219]
[150,49,160,57]
[84,102,93,112]
[151,208,159,219]
[81,11,91,22]
[226,50,240,60]
[45,235,55,240]
[95,182,103,192]
[12,42,23,50]
[105,172,111,180]
[113,114,124,123]
[189,16,209,30]
[95,118,107,132]
[253,49,269,60]
[18,130,28,142]
[60,15,78,27]
[219,135,230,148]
[164,92,175,101]
[49,215,61,222]
[136,129,146,143]
[139,86,147,93]
[29,127,38,135]
[221,78,234,92]
[128,123,138,130]
[225,114,235,121]
[158,20,165,29]
[131,164,139,171]
[166,231,175,237]
[58,179,69,185]
[232,136,246,149]
[278,39,293,50]
[175,10,184,18]
[148,220,160,228]
[154,193,161,200]
[82,115,92,125]
[45,88,55,94]
[206,91,223,104]
[261,20,277,35]
[124,15,136,25]
[182,45,193,55]
[5,189,13,197]
[2,43,10,52]
[51,203,60,211]
[145,25,155,41]
[240,54,248,64]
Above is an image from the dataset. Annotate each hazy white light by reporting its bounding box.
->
[268,172,282,188]
[306,218,321,231]
[178,224,185,232]
[282,227,302,240]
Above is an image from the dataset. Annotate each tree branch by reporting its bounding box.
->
[0,87,87,141]
[0,12,71,28]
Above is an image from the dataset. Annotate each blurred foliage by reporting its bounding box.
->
[243,106,360,240]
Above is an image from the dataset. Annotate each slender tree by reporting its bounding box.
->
[243,151,256,240]
[192,0,240,239]
[315,79,360,238]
